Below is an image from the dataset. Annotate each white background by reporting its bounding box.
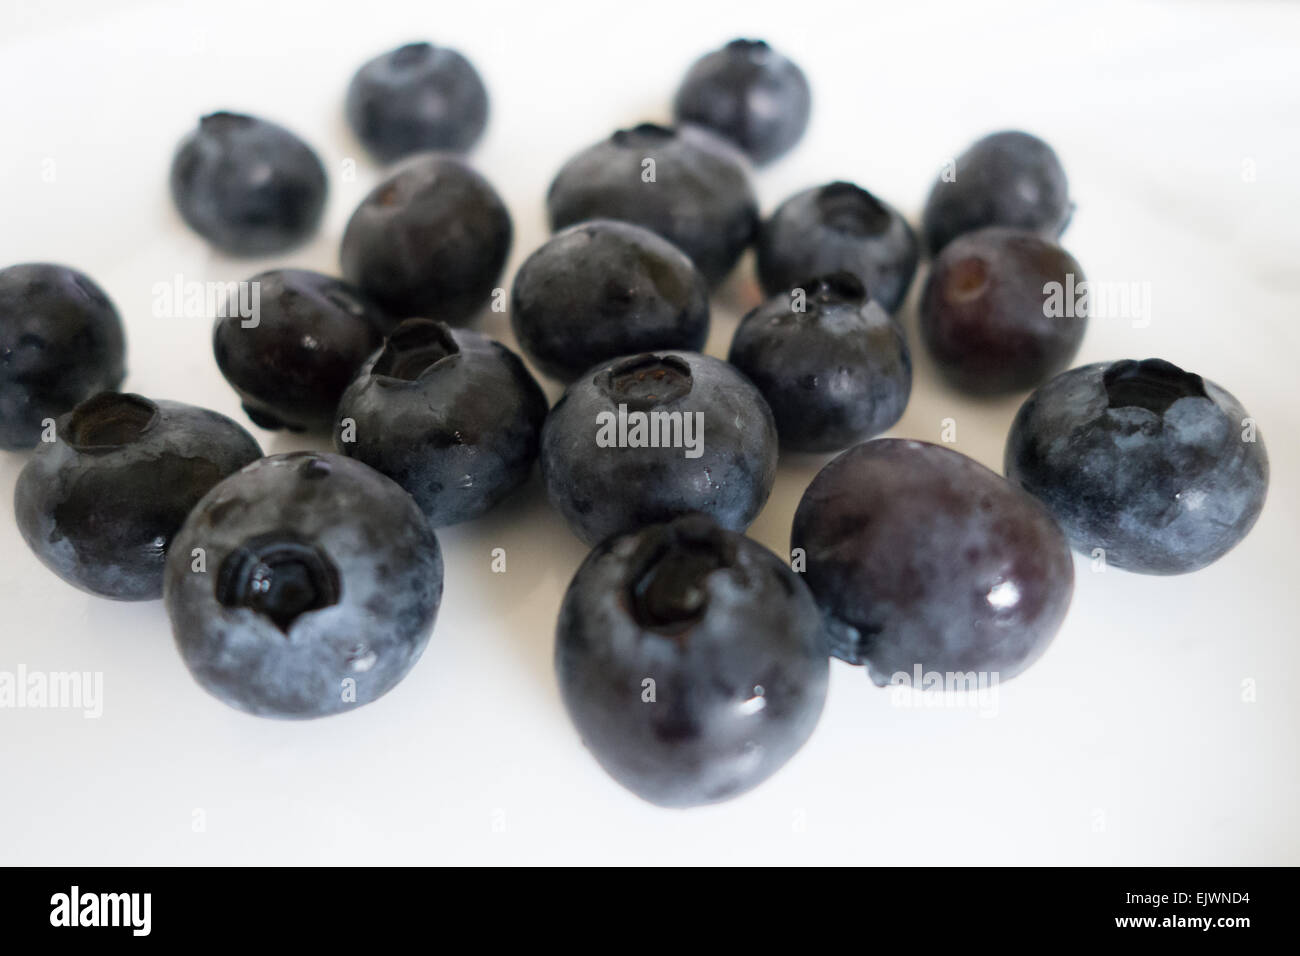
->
[1,0,1297,865]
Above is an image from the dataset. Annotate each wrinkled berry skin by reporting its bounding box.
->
[728,273,911,452]
[214,269,394,433]
[756,182,918,313]
[345,42,488,163]
[922,130,1071,256]
[556,514,828,808]
[541,351,777,546]
[510,220,710,382]
[165,453,442,719]
[335,319,547,527]
[340,155,511,323]
[170,112,327,256]
[672,39,811,165]
[792,439,1073,682]
[920,227,1086,395]
[14,393,262,600]
[1005,359,1268,574]
[0,263,126,450]
[547,124,758,287]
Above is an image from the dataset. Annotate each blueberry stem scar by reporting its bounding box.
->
[217,533,341,634]
[1103,358,1207,415]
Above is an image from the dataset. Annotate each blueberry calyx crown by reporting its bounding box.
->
[295,454,332,479]
[390,42,435,67]
[816,182,892,238]
[611,123,677,149]
[943,255,990,304]
[199,111,253,135]
[65,392,159,453]
[217,532,341,634]
[1103,358,1208,415]
[625,516,737,634]
[598,354,693,410]
[371,318,460,383]
[725,38,773,60]
[797,271,868,306]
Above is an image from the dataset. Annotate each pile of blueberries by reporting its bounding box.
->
[0,39,1269,808]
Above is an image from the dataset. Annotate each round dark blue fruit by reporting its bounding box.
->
[170,112,327,256]
[756,181,918,313]
[556,513,828,808]
[0,263,126,450]
[546,123,758,287]
[165,452,443,719]
[672,38,811,165]
[14,393,262,600]
[922,130,1071,256]
[920,227,1086,395]
[335,318,547,527]
[340,154,511,323]
[345,41,488,163]
[541,351,777,546]
[1005,359,1269,574]
[213,269,394,433]
[728,273,911,452]
[510,220,710,382]
[792,439,1074,682]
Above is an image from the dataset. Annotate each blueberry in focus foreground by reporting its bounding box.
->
[170,112,327,256]
[546,124,758,287]
[728,273,911,452]
[510,220,710,382]
[556,514,828,807]
[15,393,262,600]
[346,41,488,163]
[165,453,443,719]
[792,439,1074,681]
[922,130,1071,257]
[756,181,918,313]
[672,38,811,165]
[920,227,1087,395]
[541,351,777,546]
[341,154,511,323]
[0,263,126,450]
[335,319,547,527]
[214,269,394,432]
[1005,359,1268,574]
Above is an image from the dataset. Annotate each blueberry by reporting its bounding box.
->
[510,220,710,382]
[922,130,1071,256]
[556,514,828,807]
[672,38,811,165]
[345,41,489,163]
[546,123,758,287]
[792,439,1074,681]
[14,393,262,600]
[756,181,918,313]
[1005,359,1268,574]
[728,273,911,452]
[920,227,1087,395]
[541,351,777,546]
[170,112,327,256]
[0,263,126,450]
[335,318,547,527]
[213,269,394,433]
[165,452,442,719]
[340,154,511,323]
